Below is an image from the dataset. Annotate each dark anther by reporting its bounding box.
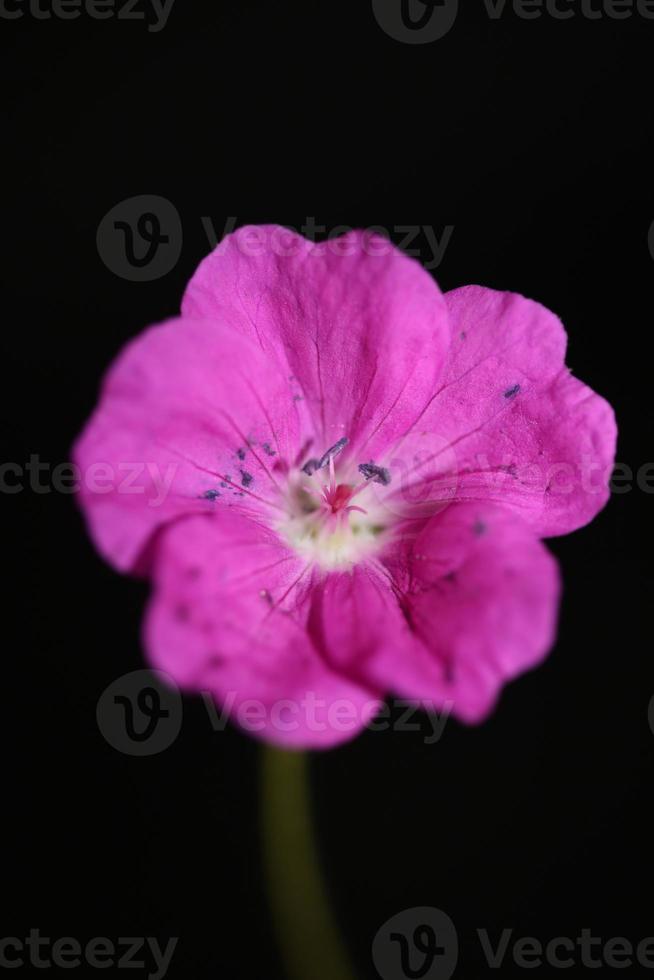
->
[358,462,391,486]
[262,442,277,457]
[240,470,253,488]
[201,489,220,501]
[302,438,348,475]
[504,384,521,399]
[318,437,349,469]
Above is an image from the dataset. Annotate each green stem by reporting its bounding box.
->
[260,746,358,980]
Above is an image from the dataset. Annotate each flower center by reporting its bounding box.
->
[278,438,391,570]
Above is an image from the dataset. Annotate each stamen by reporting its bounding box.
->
[281,438,386,568]
[301,437,348,478]
[328,453,336,493]
[358,462,392,486]
[317,437,349,470]
[301,458,320,476]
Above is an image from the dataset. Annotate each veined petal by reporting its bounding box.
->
[144,513,381,748]
[306,563,413,681]
[73,317,308,573]
[182,225,452,463]
[375,286,616,537]
[371,503,561,722]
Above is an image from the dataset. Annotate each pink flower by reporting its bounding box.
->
[74,226,616,748]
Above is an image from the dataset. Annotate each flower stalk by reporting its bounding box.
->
[260,746,358,980]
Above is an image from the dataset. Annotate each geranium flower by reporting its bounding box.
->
[74,226,616,747]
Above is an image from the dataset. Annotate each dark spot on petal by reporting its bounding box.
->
[460,331,466,340]
[473,519,487,537]
[219,481,229,489]
[236,447,246,460]
[240,470,253,488]
[259,589,273,605]
[358,462,392,486]
[293,394,303,402]
[262,442,277,457]
[444,571,457,583]
[504,384,521,399]
[200,489,220,501]
[499,463,517,477]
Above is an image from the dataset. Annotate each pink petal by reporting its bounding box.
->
[373,503,561,723]
[377,286,616,537]
[144,513,381,748]
[306,564,414,680]
[73,317,308,573]
[182,225,451,462]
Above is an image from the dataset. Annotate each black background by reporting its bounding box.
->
[4,1,653,978]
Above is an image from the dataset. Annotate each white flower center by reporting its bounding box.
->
[277,439,391,570]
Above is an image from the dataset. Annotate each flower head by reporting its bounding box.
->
[74,226,616,747]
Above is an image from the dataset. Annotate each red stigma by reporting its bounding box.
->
[323,483,354,514]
